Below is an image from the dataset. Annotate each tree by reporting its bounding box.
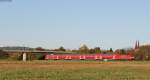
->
[89,48,95,53]
[109,48,113,52]
[58,46,66,51]
[94,47,101,53]
[0,50,8,59]
[115,49,126,54]
[35,47,45,51]
[72,49,78,53]
[79,44,89,54]
[120,49,126,54]
[134,45,150,60]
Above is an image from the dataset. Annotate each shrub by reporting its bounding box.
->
[0,50,9,60]
[32,53,45,60]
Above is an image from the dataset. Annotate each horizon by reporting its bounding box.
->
[0,41,147,50]
[0,0,150,50]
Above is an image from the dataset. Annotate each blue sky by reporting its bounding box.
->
[0,0,150,49]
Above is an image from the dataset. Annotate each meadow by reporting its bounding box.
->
[0,60,150,80]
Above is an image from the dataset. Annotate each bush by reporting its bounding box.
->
[32,53,45,60]
[134,45,150,60]
[0,50,9,60]
[7,53,22,60]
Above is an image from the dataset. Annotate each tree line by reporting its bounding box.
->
[51,44,114,54]
[1,44,150,61]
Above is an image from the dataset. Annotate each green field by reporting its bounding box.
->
[0,60,150,80]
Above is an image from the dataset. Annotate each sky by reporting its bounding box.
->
[0,0,150,50]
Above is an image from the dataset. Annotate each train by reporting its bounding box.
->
[45,53,134,60]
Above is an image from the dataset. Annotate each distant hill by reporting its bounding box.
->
[0,46,33,50]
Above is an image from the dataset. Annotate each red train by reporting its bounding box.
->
[45,53,134,60]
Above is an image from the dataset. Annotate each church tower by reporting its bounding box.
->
[135,41,140,49]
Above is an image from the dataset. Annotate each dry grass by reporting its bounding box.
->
[0,60,150,80]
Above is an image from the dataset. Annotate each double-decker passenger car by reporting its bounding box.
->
[45,53,134,60]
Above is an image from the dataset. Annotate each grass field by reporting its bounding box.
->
[0,60,150,80]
